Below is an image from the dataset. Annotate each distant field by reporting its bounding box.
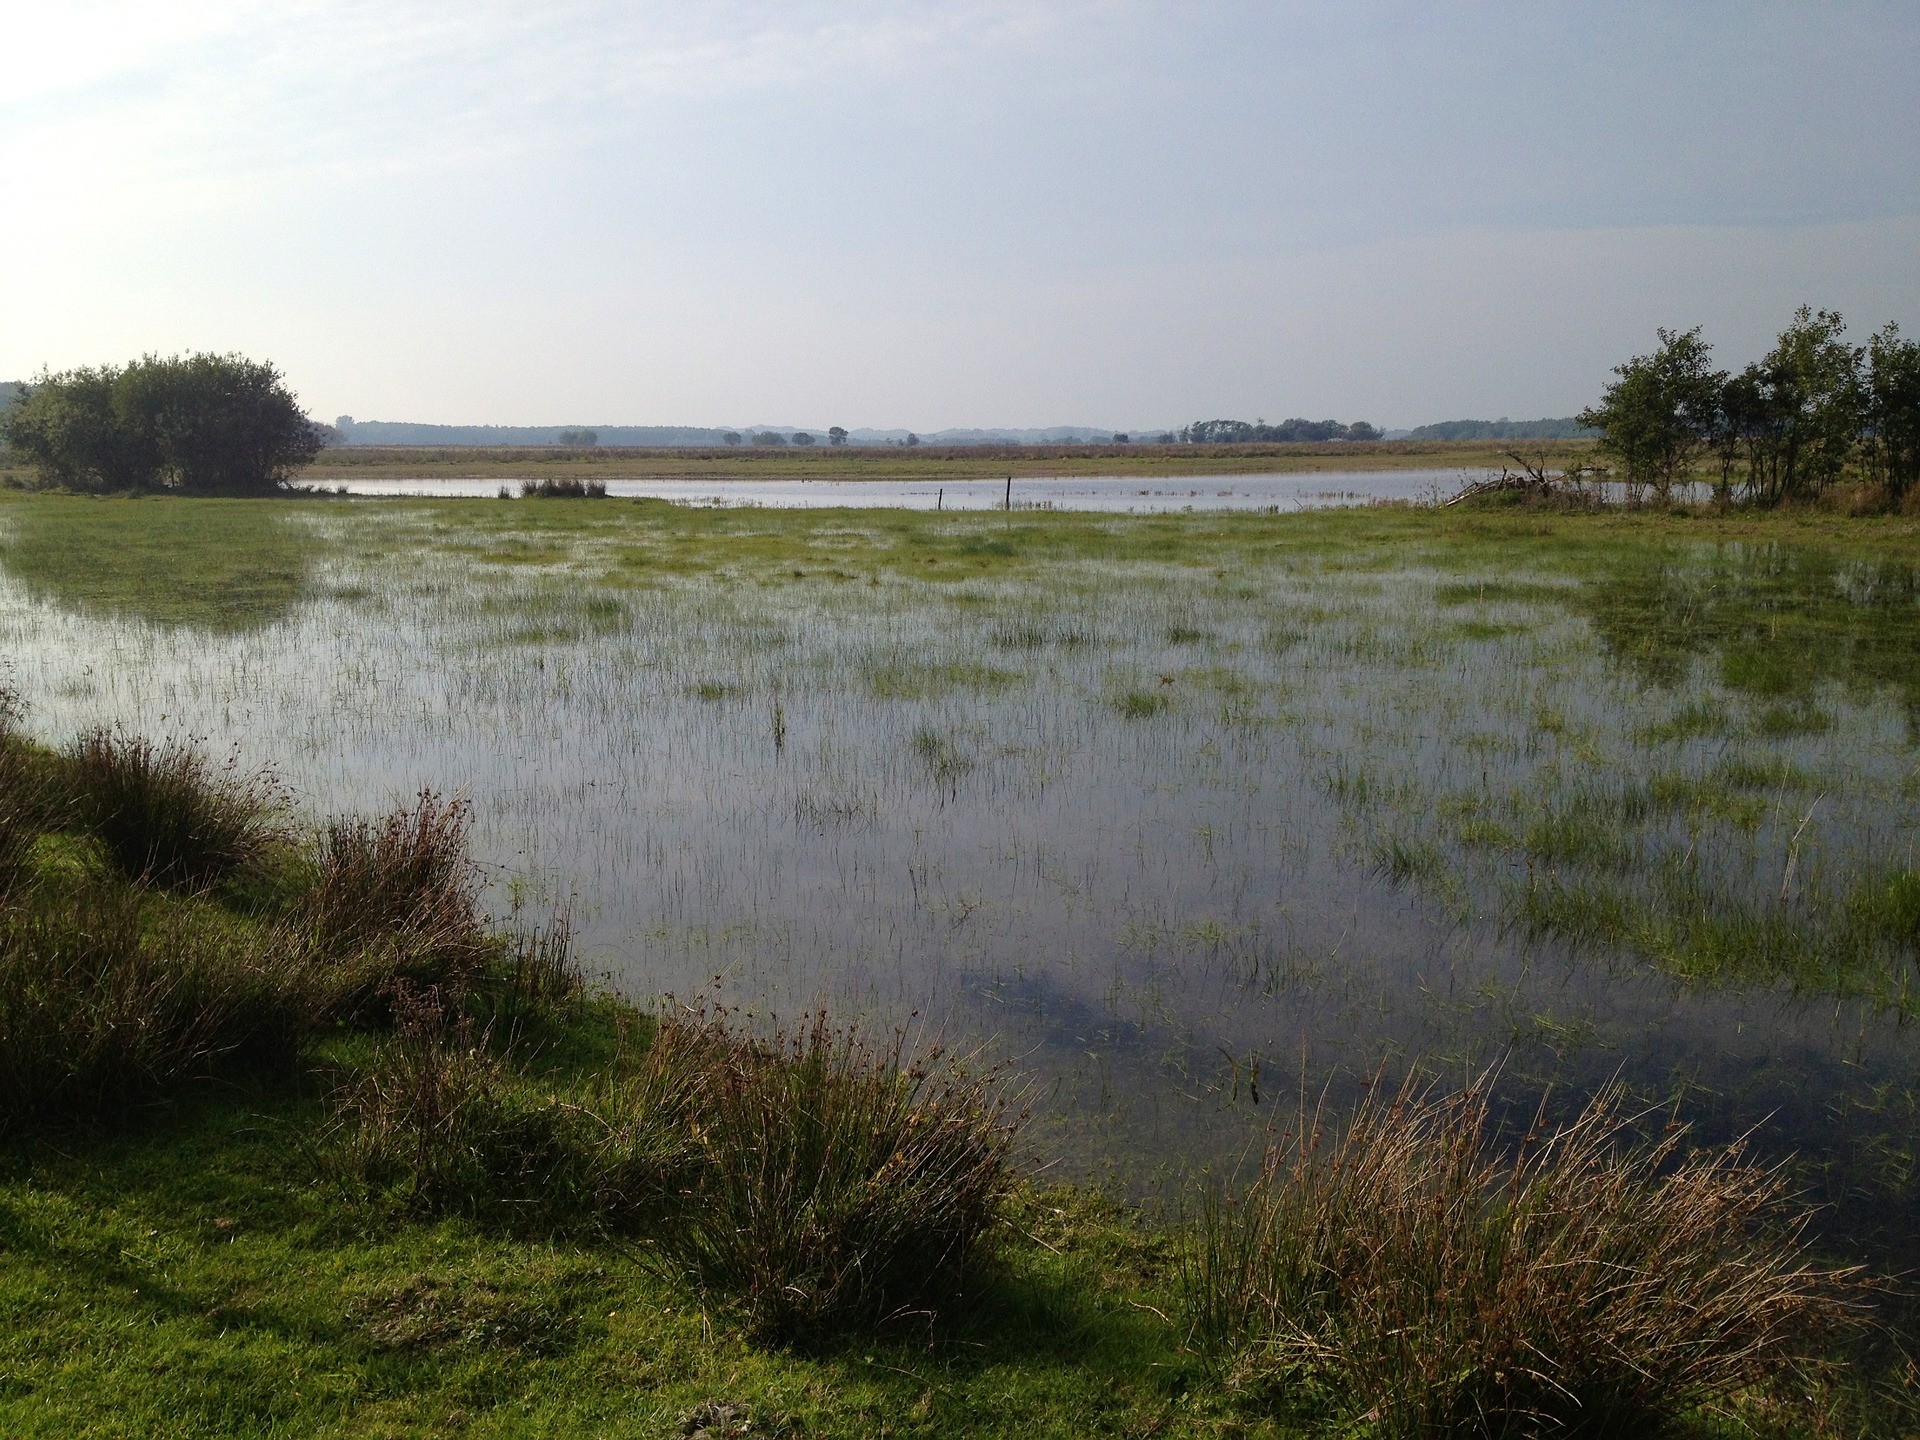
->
[302,437,1599,481]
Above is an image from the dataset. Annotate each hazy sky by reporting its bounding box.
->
[4,2,1917,429]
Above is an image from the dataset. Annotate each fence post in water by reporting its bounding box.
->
[1005,476,1012,511]
[937,487,943,511]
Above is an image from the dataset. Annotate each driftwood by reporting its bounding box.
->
[1444,450,1611,506]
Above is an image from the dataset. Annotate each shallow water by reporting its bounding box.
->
[314,470,1469,510]
[3,507,1915,1230]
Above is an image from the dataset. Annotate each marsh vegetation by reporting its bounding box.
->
[1,492,1917,1433]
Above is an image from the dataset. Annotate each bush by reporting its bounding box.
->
[0,353,322,494]
[518,478,607,498]
[660,1008,1019,1341]
[66,730,286,891]
[1181,1074,1863,1436]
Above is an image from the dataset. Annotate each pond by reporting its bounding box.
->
[2,499,1915,1248]
[312,470,1471,510]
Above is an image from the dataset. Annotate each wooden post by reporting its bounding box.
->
[937,487,943,511]
[1005,475,1012,511]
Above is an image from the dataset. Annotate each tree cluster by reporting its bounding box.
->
[1182,418,1381,444]
[1580,308,1920,506]
[0,354,322,495]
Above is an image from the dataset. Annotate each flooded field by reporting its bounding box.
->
[3,496,1916,1239]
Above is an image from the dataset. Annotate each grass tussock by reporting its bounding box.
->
[519,477,608,499]
[656,1008,1020,1342]
[325,983,697,1233]
[305,791,486,987]
[326,997,1020,1339]
[0,880,314,1130]
[1182,1073,1864,1437]
[66,728,287,891]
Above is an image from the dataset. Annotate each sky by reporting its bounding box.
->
[3,1,1917,431]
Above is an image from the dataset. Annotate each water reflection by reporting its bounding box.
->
[0,514,1913,1253]
[1576,545,1920,724]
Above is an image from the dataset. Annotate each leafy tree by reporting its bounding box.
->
[905,433,920,447]
[0,366,152,489]
[827,426,848,446]
[1183,417,1377,444]
[791,431,816,446]
[1706,366,1766,506]
[555,427,598,447]
[1738,308,1863,505]
[1862,322,1920,504]
[722,431,742,446]
[1,354,320,494]
[751,431,787,447]
[1578,327,1723,503]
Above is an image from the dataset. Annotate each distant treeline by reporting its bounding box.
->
[328,419,1148,447]
[332,420,733,447]
[1404,417,1596,441]
[1181,418,1381,444]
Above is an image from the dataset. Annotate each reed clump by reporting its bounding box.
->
[327,1000,1022,1340]
[305,792,489,1002]
[65,728,287,891]
[324,982,698,1232]
[519,478,608,499]
[1182,1074,1865,1437]
[655,1008,1020,1341]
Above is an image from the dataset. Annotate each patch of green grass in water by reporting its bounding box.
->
[0,495,326,632]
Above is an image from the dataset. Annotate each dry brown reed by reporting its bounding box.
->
[1183,1072,1867,1436]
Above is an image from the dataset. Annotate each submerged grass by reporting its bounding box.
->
[0,708,1901,1433]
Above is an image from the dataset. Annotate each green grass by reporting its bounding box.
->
[0,1087,1199,1439]
[0,496,322,630]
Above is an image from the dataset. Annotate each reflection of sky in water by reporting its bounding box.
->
[314,470,1472,510]
[1,531,1915,1226]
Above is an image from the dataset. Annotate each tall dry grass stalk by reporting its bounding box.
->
[1183,1072,1867,1436]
